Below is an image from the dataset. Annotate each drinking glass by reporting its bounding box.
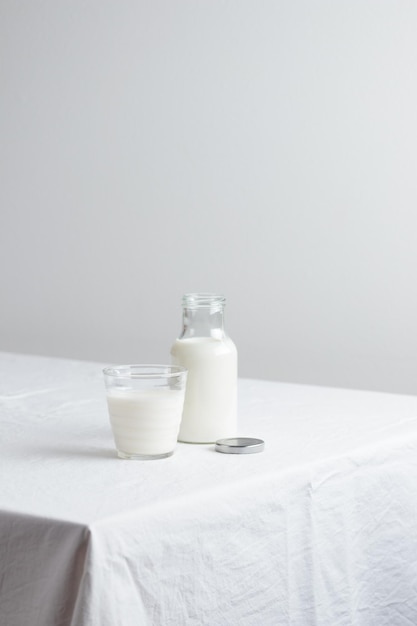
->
[103,364,187,460]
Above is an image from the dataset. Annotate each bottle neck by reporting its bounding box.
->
[179,293,227,340]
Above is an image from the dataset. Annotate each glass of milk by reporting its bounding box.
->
[103,365,187,460]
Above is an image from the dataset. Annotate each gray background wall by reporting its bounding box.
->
[1,1,417,394]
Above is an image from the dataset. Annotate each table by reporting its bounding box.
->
[1,352,417,626]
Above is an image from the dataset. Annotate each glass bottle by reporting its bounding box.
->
[170,293,238,443]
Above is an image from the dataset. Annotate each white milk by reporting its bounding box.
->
[106,388,185,457]
[171,337,237,443]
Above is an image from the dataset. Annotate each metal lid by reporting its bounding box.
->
[215,437,265,454]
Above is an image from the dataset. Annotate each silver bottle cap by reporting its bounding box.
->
[215,437,265,454]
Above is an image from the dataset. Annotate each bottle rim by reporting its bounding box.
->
[182,293,226,309]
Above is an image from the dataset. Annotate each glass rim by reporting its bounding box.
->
[103,364,187,379]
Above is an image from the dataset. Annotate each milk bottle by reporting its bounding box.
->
[171,293,237,443]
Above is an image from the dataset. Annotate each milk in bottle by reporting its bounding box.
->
[171,293,237,443]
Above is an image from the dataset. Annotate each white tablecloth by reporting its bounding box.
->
[1,352,417,626]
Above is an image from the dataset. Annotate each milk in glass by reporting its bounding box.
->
[103,365,187,460]
[107,388,185,456]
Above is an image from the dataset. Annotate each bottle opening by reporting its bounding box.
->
[182,293,226,309]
